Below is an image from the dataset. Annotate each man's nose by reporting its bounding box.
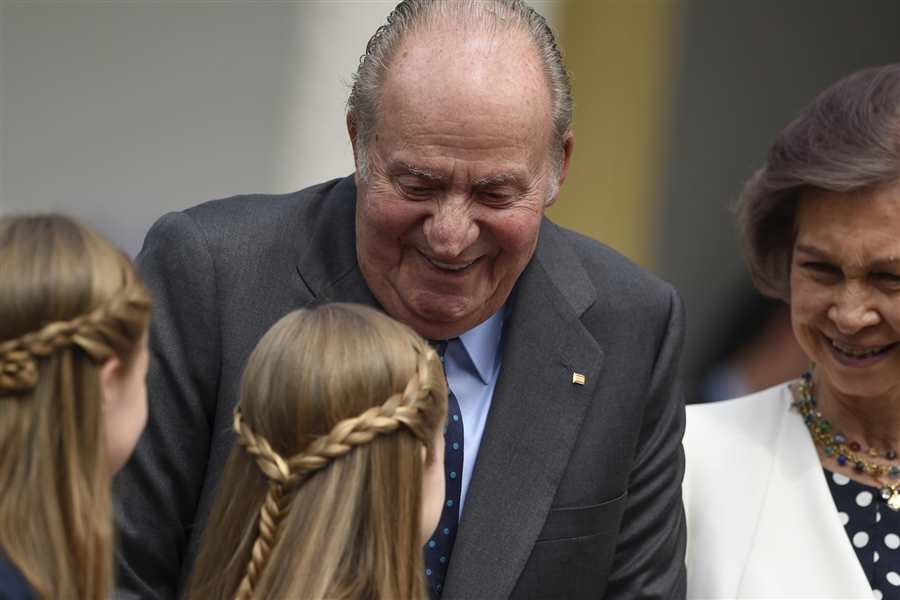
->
[423,197,479,258]
[828,284,880,335]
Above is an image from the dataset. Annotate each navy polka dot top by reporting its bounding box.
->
[826,468,900,600]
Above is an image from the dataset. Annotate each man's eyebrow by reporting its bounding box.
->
[473,173,523,188]
[389,164,524,188]
[391,163,444,183]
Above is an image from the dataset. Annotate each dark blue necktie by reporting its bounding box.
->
[425,339,463,598]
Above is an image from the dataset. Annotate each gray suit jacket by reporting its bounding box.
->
[114,176,686,599]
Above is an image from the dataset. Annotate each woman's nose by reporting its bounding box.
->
[827,286,880,334]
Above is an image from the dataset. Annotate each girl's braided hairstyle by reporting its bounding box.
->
[232,341,441,599]
[0,214,151,600]
[0,283,150,393]
[187,303,447,600]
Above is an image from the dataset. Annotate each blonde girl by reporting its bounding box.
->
[186,303,447,600]
[0,214,152,600]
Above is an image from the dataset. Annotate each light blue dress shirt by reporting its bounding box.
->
[443,307,505,516]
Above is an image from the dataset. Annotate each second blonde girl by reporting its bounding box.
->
[186,303,447,600]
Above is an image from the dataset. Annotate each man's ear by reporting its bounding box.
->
[347,113,360,167]
[99,356,122,408]
[545,130,575,208]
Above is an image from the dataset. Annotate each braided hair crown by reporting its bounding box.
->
[0,284,151,393]
[0,214,151,395]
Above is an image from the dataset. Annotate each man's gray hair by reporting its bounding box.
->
[347,0,573,185]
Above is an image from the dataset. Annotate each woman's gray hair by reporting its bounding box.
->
[347,0,573,185]
[737,63,900,300]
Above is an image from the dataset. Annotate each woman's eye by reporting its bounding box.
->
[799,262,844,283]
[874,272,900,284]
[802,262,840,275]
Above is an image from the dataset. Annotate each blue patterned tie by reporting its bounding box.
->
[425,339,463,598]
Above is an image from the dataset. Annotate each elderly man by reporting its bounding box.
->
[115,1,686,598]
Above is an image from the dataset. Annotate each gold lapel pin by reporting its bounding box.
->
[572,372,586,385]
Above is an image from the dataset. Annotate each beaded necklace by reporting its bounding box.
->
[793,371,900,511]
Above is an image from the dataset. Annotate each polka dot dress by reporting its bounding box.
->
[826,468,900,599]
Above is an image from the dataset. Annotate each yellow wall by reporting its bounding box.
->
[550,0,680,270]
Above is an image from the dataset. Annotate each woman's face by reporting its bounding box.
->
[101,332,150,474]
[420,423,446,545]
[790,184,900,400]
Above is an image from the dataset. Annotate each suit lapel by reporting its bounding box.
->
[444,221,604,599]
[294,176,378,307]
[740,388,872,598]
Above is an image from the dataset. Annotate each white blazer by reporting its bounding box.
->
[684,383,873,599]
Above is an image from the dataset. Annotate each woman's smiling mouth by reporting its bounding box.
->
[826,335,898,365]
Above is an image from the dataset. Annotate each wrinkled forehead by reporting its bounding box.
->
[378,26,553,131]
[793,184,900,263]
[370,31,556,170]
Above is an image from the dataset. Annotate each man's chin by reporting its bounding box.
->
[374,285,495,337]
[398,300,481,339]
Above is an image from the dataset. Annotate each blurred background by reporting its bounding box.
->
[1,0,898,401]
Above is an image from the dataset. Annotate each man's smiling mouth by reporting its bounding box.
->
[419,251,478,272]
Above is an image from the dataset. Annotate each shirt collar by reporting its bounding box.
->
[456,306,505,385]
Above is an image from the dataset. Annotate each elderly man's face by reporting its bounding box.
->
[351,29,572,340]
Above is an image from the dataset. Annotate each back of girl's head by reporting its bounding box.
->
[187,303,447,600]
[0,214,151,600]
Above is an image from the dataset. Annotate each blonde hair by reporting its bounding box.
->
[186,303,447,600]
[0,214,151,600]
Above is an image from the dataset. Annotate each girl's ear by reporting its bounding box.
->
[99,355,123,408]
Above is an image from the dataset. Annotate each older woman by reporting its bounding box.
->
[685,63,900,599]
